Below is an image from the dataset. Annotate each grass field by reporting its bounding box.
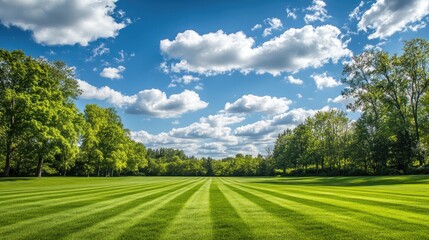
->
[1,176,429,240]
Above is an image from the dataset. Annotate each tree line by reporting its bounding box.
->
[0,49,275,177]
[1,38,429,177]
[273,38,429,175]
[0,49,146,177]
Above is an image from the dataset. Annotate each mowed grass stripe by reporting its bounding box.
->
[116,179,207,240]
[209,179,254,240]
[223,178,428,239]
[240,176,429,201]
[0,180,172,206]
[221,178,370,240]
[0,178,149,195]
[217,178,307,240]
[269,185,429,214]
[1,176,429,240]
[159,178,213,240]
[0,178,192,234]
[247,180,429,206]
[0,177,192,203]
[234,178,429,215]
[225,178,429,228]
[0,178,190,222]
[63,178,205,240]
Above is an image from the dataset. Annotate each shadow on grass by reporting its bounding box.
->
[250,175,429,187]
[0,178,31,182]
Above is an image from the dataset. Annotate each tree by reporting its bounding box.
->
[0,50,35,176]
[342,39,429,171]
[273,130,293,175]
[400,39,429,165]
[0,50,82,177]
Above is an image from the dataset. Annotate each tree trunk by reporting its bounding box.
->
[413,110,423,166]
[15,156,22,176]
[97,162,100,177]
[3,139,12,177]
[36,155,44,177]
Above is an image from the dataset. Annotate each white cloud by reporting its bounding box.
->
[77,79,135,107]
[358,0,429,39]
[194,83,204,91]
[234,119,274,138]
[304,0,331,24]
[328,94,355,106]
[311,72,341,89]
[263,18,283,37]
[125,93,331,157]
[100,66,126,79]
[131,113,244,157]
[172,75,200,85]
[0,0,127,46]
[349,1,365,21]
[224,94,292,115]
[297,93,303,99]
[131,106,331,158]
[235,107,328,138]
[286,75,304,85]
[114,50,134,63]
[286,8,297,20]
[125,89,208,118]
[409,21,427,32]
[92,43,110,57]
[77,80,208,118]
[170,114,243,139]
[251,24,262,31]
[160,25,351,76]
[271,108,324,126]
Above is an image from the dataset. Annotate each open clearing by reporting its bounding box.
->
[0,176,429,239]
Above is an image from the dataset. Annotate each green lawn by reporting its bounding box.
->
[0,176,429,240]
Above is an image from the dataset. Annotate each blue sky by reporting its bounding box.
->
[1,0,428,158]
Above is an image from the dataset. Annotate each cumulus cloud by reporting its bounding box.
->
[328,94,355,107]
[131,105,332,158]
[130,113,244,157]
[304,0,331,24]
[311,72,341,89]
[125,89,208,118]
[224,94,292,115]
[358,0,429,39]
[0,0,127,46]
[77,80,208,118]
[100,66,126,79]
[286,75,304,85]
[160,25,351,76]
[235,107,328,138]
[170,75,200,87]
[127,93,331,158]
[169,114,244,139]
[77,79,135,107]
[263,18,283,37]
